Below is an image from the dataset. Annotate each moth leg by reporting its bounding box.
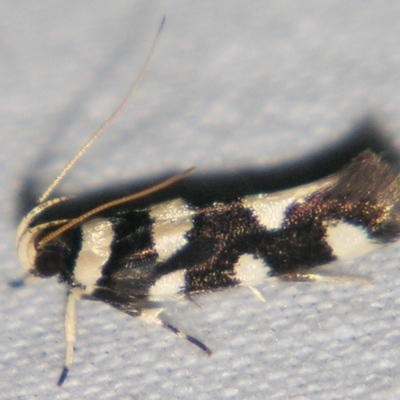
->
[246,286,266,302]
[57,287,82,386]
[140,308,212,356]
[185,293,202,309]
[279,272,371,284]
[159,319,212,355]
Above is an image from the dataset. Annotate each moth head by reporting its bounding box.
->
[16,197,69,279]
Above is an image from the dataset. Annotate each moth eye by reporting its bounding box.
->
[33,250,61,278]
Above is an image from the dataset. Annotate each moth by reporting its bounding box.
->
[15,19,400,386]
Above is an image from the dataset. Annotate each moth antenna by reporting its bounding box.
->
[38,166,194,248]
[38,16,166,204]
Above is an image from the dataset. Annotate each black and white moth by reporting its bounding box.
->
[16,146,400,385]
[14,19,400,387]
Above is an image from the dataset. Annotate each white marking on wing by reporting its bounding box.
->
[326,220,381,260]
[243,177,337,231]
[74,218,113,293]
[150,199,195,262]
[243,193,295,230]
[149,269,186,300]
[234,254,271,286]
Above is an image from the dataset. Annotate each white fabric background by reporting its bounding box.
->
[1,1,400,399]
